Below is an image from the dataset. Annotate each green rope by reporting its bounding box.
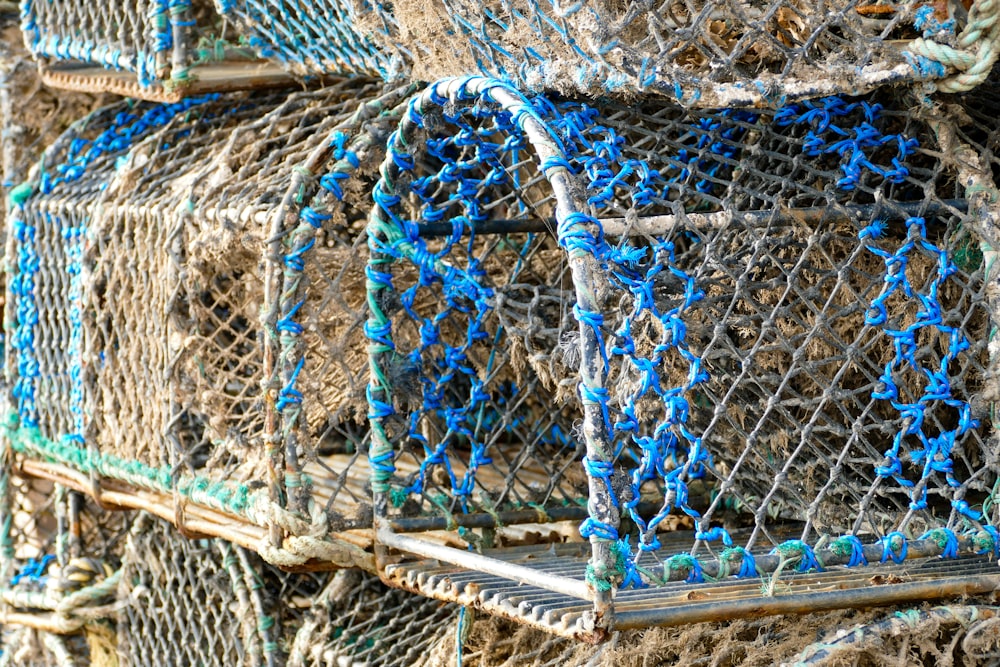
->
[3,418,264,520]
[909,0,1000,93]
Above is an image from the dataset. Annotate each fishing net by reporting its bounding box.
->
[218,0,1000,103]
[215,0,398,80]
[0,22,110,197]
[790,605,1000,667]
[446,602,1000,666]
[117,512,459,667]
[19,0,264,95]
[365,75,1000,629]
[540,81,1000,590]
[4,80,412,569]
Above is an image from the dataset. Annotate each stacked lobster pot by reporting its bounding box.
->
[0,460,128,667]
[115,513,457,667]
[5,0,1000,655]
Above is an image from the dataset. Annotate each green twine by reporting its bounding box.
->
[4,421,259,520]
[8,182,33,208]
[586,540,629,591]
[389,488,409,508]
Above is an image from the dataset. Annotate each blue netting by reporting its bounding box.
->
[367,81,587,523]
[21,0,188,88]
[10,96,223,435]
[215,1,999,103]
[539,91,995,587]
[216,0,398,79]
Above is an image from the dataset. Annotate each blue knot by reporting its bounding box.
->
[879,532,908,564]
[832,535,868,567]
[771,540,822,572]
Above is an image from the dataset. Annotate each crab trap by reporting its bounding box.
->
[18,0,300,101]
[216,0,1000,105]
[363,76,1000,639]
[3,79,423,572]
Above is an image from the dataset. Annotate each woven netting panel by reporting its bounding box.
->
[87,82,396,481]
[367,85,590,530]
[7,94,269,466]
[215,0,397,79]
[118,515,279,667]
[0,25,111,197]
[266,83,416,528]
[221,0,1000,103]
[1,473,129,667]
[370,77,1000,584]
[543,85,1000,585]
[8,81,408,525]
[284,569,458,667]
[21,0,237,88]
[3,474,131,587]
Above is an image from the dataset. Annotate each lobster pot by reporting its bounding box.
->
[0,44,110,201]
[19,0,290,100]
[555,84,1000,582]
[364,78,1000,638]
[2,473,129,573]
[285,570,458,667]
[5,81,413,568]
[229,0,1000,103]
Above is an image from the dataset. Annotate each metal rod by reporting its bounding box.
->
[612,572,1000,630]
[388,502,665,532]
[389,506,586,532]
[668,534,990,582]
[378,529,594,601]
[417,199,968,238]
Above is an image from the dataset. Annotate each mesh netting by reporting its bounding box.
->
[0,628,89,667]
[544,84,1000,588]
[790,605,1000,667]
[0,458,127,665]
[20,0,258,90]
[215,0,397,79]
[285,570,458,666]
[4,80,411,568]
[116,512,458,667]
[221,0,1000,103]
[0,23,110,195]
[367,76,1000,596]
[117,514,279,667]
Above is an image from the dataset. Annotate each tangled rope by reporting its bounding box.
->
[907,0,1000,93]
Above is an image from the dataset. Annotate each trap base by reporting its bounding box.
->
[384,542,1000,641]
[39,62,304,102]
